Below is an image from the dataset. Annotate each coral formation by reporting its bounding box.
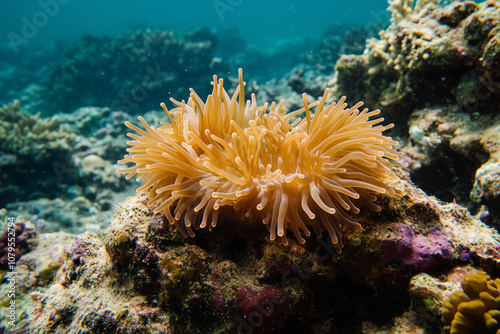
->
[469,123,500,226]
[308,23,383,71]
[41,29,226,113]
[118,69,402,249]
[330,0,500,221]
[0,216,36,270]
[5,197,105,233]
[0,100,78,206]
[25,164,500,333]
[1,1,500,333]
[403,104,500,227]
[0,228,75,332]
[0,102,132,228]
[409,266,478,329]
[442,270,500,334]
[404,106,488,205]
[332,0,500,130]
[0,100,76,162]
[0,103,134,232]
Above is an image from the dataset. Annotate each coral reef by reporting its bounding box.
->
[470,123,500,226]
[332,0,500,131]
[404,106,489,206]
[24,163,500,333]
[40,29,227,113]
[0,43,62,107]
[309,23,384,71]
[0,100,78,206]
[1,2,499,333]
[5,197,111,234]
[403,104,500,228]
[0,103,133,232]
[0,100,76,162]
[228,35,316,83]
[330,0,500,222]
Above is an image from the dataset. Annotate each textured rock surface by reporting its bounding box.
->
[332,0,500,133]
[19,166,500,333]
[330,0,500,226]
[403,105,500,228]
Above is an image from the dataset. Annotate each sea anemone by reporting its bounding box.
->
[117,69,402,251]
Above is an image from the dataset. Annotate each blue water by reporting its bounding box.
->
[0,0,393,115]
[0,0,395,224]
[1,0,389,51]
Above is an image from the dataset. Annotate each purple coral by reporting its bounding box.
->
[381,224,452,271]
[0,221,35,270]
[235,285,290,333]
[70,235,86,264]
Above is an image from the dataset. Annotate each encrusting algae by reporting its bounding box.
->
[117,69,402,252]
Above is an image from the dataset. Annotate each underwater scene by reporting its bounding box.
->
[1,0,500,333]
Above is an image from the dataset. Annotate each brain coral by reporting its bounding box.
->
[118,69,402,251]
[442,271,500,334]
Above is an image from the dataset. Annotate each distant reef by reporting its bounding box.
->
[39,28,227,114]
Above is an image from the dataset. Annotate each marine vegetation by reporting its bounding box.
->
[442,270,500,334]
[118,69,402,251]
